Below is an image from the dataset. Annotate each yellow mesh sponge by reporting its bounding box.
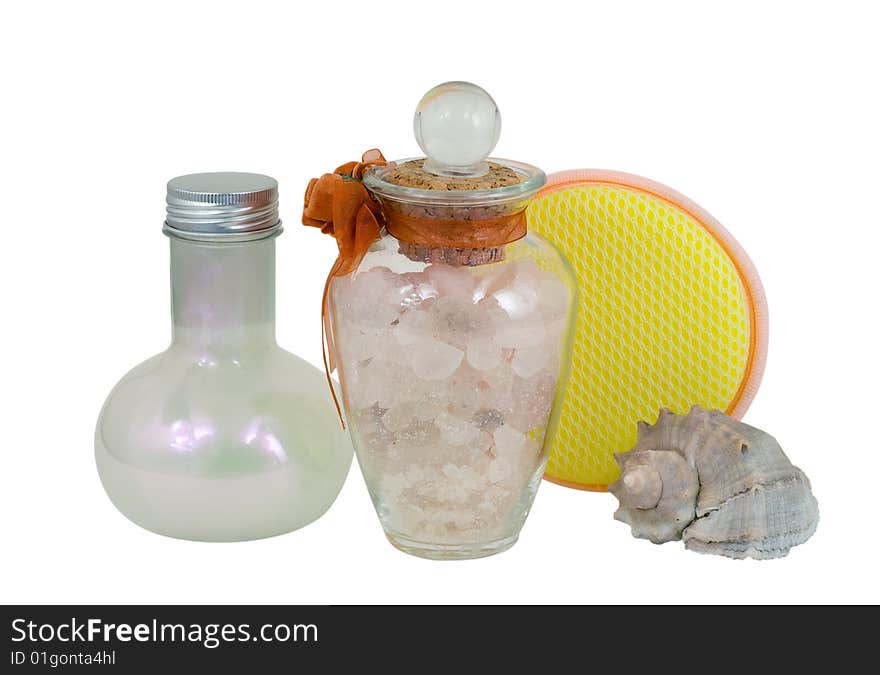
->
[527,170,767,491]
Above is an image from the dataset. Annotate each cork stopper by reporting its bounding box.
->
[384,159,526,191]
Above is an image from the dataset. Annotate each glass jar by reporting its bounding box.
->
[325,83,577,558]
[96,173,352,541]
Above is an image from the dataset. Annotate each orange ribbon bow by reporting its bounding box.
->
[303,149,387,427]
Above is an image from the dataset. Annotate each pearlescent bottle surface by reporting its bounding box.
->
[95,173,352,541]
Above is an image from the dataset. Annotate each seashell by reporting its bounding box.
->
[609,406,819,560]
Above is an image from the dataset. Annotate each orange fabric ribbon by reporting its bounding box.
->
[384,210,526,249]
[303,149,387,427]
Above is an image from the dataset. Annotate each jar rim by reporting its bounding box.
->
[363,158,546,208]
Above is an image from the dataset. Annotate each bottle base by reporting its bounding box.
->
[96,439,350,543]
[384,531,519,560]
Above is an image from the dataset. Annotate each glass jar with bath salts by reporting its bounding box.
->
[309,83,577,559]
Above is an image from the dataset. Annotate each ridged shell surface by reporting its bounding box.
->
[610,406,819,559]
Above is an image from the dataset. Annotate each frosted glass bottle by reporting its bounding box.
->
[95,173,352,541]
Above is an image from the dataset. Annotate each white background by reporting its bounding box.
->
[2,1,878,605]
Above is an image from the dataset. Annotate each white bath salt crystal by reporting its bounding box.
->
[397,272,439,308]
[386,346,414,367]
[382,402,419,432]
[511,346,549,379]
[452,511,476,529]
[537,276,571,318]
[367,429,393,454]
[396,419,442,447]
[344,333,373,362]
[484,485,513,507]
[376,268,412,303]
[505,403,551,436]
[403,464,434,489]
[357,362,407,410]
[512,371,556,413]
[421,509,448,529]
[388,371,434,407]
[476,294,506,320]
[391,503,428,533]
[464,466,487,490]
[452,464,485,491]
[495,321,546,349]
[352,266,396,298]
[487,456,515,484]
[474,263,516,300]
[441,463,462,479]
[475,430,495,455]
[515,258,543,278]
[349,369,381,409]
[480,387,516,418]
[425,264,475,300]
[347,303,400,331]
[411,338,464,380]
[481,363,515,390]
[380,472,408,497]
[466,337,502,371]
[393,308,433,346]
[493,424,526,458]
[447,487,476,506]
[359,331,410,366]
[425,507,474,532]
[353,330,400,363]
[330,279,358,312]
[417,478,469,506]
[486,259,541,319]
[410,393,446,421]
[436,413,482,446]
[359,434,385,463]
[543,352,562,377]
[432,295,491,348]
[474,408,505,434]
[343,267,405,323]
[505,406,545,435]
[448,376,480,412]
[415,467,471,504]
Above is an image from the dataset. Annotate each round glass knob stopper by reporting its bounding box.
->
[414,81,501,178]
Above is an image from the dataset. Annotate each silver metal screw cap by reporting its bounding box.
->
[164,172,282,242]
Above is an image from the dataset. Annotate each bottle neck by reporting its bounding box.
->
[170,237,276,355]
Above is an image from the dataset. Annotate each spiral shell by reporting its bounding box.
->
[610,406,819,559]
